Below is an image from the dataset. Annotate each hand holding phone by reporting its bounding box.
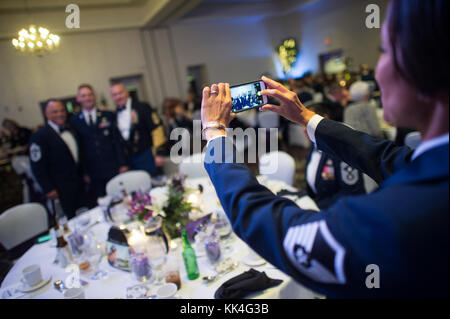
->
[230,80,268,113]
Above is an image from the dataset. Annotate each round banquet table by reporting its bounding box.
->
[1,176,324,299]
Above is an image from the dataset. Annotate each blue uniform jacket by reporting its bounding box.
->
[69,110,127,180]
[29,124,80,195]
[204,119,448,298]
[305,146,366,209]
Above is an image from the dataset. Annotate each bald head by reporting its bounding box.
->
[110,82,129,108]
[45,100,67,127]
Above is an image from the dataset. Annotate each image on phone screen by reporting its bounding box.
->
[231,81,267,113]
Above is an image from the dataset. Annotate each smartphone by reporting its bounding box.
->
[231,80,267,113]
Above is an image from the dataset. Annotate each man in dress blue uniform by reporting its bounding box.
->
[110,82,167,177]
[29,100,83,219]
[70,84,129,200]
[304,103,366,209]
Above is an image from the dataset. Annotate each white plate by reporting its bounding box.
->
[18,275,52,293]
[242,257,266,267]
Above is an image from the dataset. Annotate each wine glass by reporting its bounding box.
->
[86,240,108,280]
[214,209,234,255]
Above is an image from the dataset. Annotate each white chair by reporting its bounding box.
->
[288,123,311,148]
[192,110,202,121]
[11,156,31,203]
[404,131,421,150]
[0,203,48,250]
[236,109,258,127]
[259,151,296,186]
[257,111,279,128]
[106,170,152,197]
[162,156,179,177]
[178,152,208,179]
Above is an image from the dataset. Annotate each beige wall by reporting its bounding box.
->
[0,28,150,127]
[0,0,389,128]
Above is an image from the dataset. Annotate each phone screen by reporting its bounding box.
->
[231,81,266,113]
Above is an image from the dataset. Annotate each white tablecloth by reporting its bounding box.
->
[1,177,322,299]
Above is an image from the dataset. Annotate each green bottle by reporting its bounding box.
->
[181,230,200,280]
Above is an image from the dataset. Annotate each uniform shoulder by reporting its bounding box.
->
[30,125,49,142]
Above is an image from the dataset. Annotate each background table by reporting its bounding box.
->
[1,177,323,299]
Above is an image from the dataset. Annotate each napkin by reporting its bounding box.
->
[214,268,283,299]
[182,213,212,241]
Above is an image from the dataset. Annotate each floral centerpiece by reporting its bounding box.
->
[128,175,198,239]
[128,192,154,222]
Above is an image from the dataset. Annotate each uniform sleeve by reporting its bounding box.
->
[29,133,54,194]
[110,114,128,167]
[313,118,412,184]
[204,136,401,298]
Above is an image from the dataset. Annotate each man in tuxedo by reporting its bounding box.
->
[70,84,128,200]
[110,82,167,177]
[29,100,83,219]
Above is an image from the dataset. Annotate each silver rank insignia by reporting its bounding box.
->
[30,143,42,162]
[283,220,346,284]
[341,162,359,185]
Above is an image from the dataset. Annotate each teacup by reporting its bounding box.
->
[156,283,178,299]
[64,288,85,299]
[22,264,42,287]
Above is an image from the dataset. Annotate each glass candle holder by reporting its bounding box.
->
[130,252,152,282]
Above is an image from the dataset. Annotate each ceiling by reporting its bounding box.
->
[0,0,319,39]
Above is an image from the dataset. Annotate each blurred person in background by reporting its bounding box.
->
[1,118,32,159]
[29,100,83,219]
[110,82,167,177]
[344,81,383,138]
[304,103,366,209]
[70,84,128,201]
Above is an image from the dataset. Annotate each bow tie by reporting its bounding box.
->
[58,126,68,133]
[117,106,126,112]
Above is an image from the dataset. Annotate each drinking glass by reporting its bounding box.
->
[130,252,152,283]
[86,240,108,280]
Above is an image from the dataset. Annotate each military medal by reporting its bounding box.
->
[321,159,335,180]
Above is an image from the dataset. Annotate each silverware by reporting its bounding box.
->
[53,280,66,292]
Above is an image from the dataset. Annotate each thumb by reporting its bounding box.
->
[260,104,279,112]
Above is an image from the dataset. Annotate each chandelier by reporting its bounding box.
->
[11,25,60,56]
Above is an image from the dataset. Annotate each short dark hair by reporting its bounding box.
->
[77,83,94,93]
[110,81,125,88]
[44,99,64,113]
[387,0,448,97]
[307,103,332,118]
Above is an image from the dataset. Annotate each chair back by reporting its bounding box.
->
[106,170,152,197]
[288,123,311,148]
[257,111,279,128]
[259,151,296,186]
[0,203,48,250]
[178,153,208,179]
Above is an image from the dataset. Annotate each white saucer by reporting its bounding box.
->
[243,256,266,267]
[18,275,52,293]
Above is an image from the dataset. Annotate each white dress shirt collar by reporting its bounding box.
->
[411,133,449,161]
[47,120,62,133]
[82,107,97,125]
